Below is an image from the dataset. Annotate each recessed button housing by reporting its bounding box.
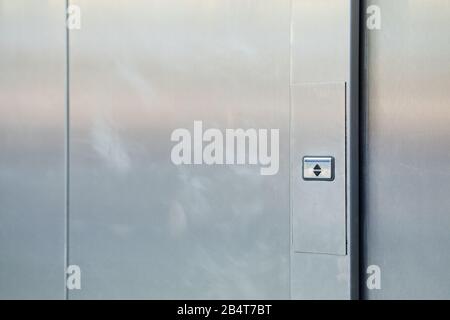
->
[303,157,335,181]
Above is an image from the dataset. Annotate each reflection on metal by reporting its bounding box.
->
[362,0,450,300]
[290,0,358,300]
[0,0,362,300]
[68,0,291,299]
[0,0,66,299]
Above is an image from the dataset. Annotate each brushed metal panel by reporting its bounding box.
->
[0,0,66,299]
[291,0,351,84]
[291,253,350,300]
[291,83,346,256]
[68,0,291,299]
[362,0,450,299]
[289,0,358,300]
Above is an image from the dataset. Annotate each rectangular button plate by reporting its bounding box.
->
[303,157,335,181]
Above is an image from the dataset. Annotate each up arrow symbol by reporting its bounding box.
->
[313,164,322,177]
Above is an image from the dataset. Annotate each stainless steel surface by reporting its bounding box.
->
[303,157,335,181]
[291,0,350,84]
[3,0,448,301]
[362,0,450,299]
[0,0,359,300]
[291,254,350,299]
[68,0,291,299]
[290,0,357,299]
[292,83,346,255]
[0,0,66,299]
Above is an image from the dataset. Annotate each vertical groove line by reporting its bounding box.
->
[350,0,361,300]
[359,0,368,300]
[288,0,294,300]
[64,0,70,301]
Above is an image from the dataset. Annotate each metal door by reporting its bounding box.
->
[0,0,66,299]
[67,0,358,299]
[0,0,359,300]
[361,0,450,299]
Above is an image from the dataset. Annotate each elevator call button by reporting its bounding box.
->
[303,157,335,181]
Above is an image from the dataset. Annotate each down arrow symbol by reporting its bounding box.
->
[313,164,322,177]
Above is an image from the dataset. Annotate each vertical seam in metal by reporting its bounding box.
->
[350,0,361,300]
[345,81,348,258]
[359,0,368,301]
[64,0,70,301]
[288,0,294,300]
